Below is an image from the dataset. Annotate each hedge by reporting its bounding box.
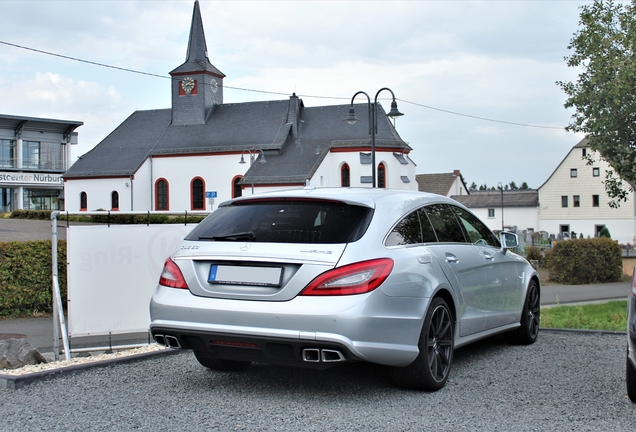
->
[9,210,205,224]
[0,240,66,317]
[547,237,623,284]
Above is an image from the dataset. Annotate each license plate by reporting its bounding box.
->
[208,264,283,287]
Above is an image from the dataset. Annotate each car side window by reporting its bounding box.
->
[451,206,500,247]
[423,204,467,243]
[386,210,422,246]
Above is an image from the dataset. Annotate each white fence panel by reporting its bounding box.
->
[67,224,194,337]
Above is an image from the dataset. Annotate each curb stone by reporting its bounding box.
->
[0,348,181,390]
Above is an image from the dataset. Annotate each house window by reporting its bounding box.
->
[570,169,577,178]
[111,191,119,211]
[232,176,242,198]
[377,163,386,188]
[560,225,570,239]
[593,195,600,207]
[155,178,169,210]
[191,177,205,210]
[582,148,587,157]
[561,196,568,207]
[488,208,495,218]
[573,195,580,207]
[593,167,600,177]
[80,192,87,211]
[341,163,350,187]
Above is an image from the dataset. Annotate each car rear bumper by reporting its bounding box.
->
[149,285,426,367]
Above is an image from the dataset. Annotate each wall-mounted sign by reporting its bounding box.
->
[0,171,63,186]
[205,191,217,198]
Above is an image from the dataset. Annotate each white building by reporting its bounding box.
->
[537,138,636,244]
[63,0,416,212]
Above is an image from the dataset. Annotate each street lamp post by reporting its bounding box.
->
[344,88,403,188]
[239,149,266,195]
[497,182,504,231]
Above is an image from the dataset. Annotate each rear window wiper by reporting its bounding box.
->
[199,231,256,241]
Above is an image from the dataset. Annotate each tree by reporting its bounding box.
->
[469,182,478,191]
[558,0,636,207]
[520,182,529,190]
[509,181,518,190]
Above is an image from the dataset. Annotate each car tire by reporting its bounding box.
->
[194,351,252,371]
[627,351,636,403]
[508,280,540,345]
[389,296,454,391]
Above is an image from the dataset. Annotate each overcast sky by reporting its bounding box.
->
[0,0,595,189]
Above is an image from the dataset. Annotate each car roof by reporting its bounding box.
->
[220,187,458,210]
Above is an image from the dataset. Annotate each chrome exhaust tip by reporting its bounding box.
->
[154,334,166,346]
[321,349,345,363]
[302,348,321,362]
[164,335,181,349]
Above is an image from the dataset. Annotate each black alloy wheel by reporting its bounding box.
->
[390,296,454,391]
[509,280,540,345]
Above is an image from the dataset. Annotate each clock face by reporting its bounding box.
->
[181,77,195,94]
[210,78,219,93]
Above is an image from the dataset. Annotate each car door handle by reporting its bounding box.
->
[483,251,495,261]
[445,253,459,264]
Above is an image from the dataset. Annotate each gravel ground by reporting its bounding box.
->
[2,331,635,431]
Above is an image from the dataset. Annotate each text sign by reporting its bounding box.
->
[206,191,217,198]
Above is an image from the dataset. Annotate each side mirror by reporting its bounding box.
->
[499,231,518,255]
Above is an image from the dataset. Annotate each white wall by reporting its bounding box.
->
[65,177,132,212]
[470,206,539,233]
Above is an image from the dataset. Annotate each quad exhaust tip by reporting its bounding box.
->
[154,334,181,349]
[302,348,345,363]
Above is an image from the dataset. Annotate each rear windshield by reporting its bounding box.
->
[185,199,374,244]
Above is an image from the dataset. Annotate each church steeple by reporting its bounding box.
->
[170,0,225,125]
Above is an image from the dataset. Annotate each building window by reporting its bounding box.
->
[593,194,600,207]
[232,176,242,198]
[111,191,119,211]
[80,191,87,211]
[561,196,568,207]
[23,141,40,169]
[155,178,169,210]
[0,139,15,168]
[570,169,577,178]
[593,167,600,177]
[488,208,495,218]
[377,163,386,188]
[573,195,580,207]
[341,163,350,187]
[191,177,205,210]
[582,148,586,157]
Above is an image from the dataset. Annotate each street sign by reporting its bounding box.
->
[205,191,217,199]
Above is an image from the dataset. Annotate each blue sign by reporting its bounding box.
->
[206,191,217,199]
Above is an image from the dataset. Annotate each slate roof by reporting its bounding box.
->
[170,0,224,78]
[64,98,411,182]
[451,190,538,208]
[416,173,460,195]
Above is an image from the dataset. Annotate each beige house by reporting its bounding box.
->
[537,138,636,245]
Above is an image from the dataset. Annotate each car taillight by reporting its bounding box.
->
[632,266,636,297]
[300,258,394,296]
[159,258,189,289]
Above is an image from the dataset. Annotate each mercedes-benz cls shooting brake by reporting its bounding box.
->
[150,188,540,390]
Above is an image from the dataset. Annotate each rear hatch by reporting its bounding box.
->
[174,197,374,301]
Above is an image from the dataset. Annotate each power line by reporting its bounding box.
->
[0,39,566,130]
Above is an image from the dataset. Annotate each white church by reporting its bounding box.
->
[63,0,416,212]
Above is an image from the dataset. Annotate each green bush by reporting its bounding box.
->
[0,240,66,317]
[548,237,622,284]
[10,210,52,220]
[525,245,542,264]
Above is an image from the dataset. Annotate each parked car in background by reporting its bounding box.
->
[627,267,636,402]
[150,187,540,391]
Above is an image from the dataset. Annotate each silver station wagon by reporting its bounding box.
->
[150,187,540,390]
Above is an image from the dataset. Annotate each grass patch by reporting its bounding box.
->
[541,300,627,331]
